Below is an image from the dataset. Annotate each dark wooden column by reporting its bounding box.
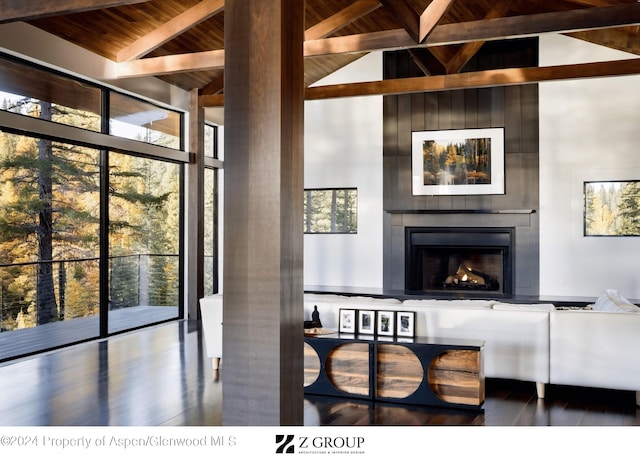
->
[187,88,204,319]
[222,0,305,425]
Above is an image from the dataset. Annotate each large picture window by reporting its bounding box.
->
[0,53,189,361]
[584,180,640,236]
[108,153,181,333]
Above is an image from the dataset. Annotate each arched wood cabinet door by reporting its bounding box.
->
[376,344,423,399]
[303,342,321,387]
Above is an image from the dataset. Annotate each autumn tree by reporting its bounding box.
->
[0,96,176,328]
[108,153,179,308]
[0,99,101,325]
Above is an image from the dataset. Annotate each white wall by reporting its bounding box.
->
[539,34,640,299]
[303,52,384,289]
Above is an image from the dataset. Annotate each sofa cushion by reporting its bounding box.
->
[492,303,556,312]
[402,299,493,309]
[593,289,640,313]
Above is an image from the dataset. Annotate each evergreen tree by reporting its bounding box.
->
[616,181,640,235]
[109,154,177,308]
[0,98,175,327]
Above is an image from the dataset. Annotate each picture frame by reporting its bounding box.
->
[357,309,376,335]
[412,127,505,196]
[396,311,415,337]
[584,180,640,236]
[376,310,395,336]
[338,308,356,334]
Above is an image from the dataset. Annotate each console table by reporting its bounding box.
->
[304,333,485,410]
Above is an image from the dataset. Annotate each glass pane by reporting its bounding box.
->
[108,152,180,333]
[304,188,358,234]
[204,124,217,158]
[109,92,182,149]
[0,131,101,360]
[0,56,102,131]
[204,167,218,295]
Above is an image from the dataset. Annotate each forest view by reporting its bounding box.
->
[0,93,181,333]
[421,137,491,186]
[584,181,640,236]
[304,188,357,233]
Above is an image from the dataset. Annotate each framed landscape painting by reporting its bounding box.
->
[412,127,505,196]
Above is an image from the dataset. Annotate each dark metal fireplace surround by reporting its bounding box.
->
[405,227,514,298]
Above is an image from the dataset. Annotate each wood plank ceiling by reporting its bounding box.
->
[2,0,639,107]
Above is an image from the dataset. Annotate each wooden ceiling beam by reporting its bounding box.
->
[419,0,456,43]
[116,49,224,77]
[200,75,225,96]
[304,28,414,57]
[381,0,420,43]
[304,58,640,100]
[200,57,640,107]
[306,3,640,57]
[116,0,224,62]
[408,48,446,76]
[119,3,640,78]
[444,0,515,74]
[428,2,640,46]
[305,0,381,41]
[200,94,225,107]
[0,0,151,23]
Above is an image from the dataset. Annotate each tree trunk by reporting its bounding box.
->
[330,189,337,233]
[36,102,57,325]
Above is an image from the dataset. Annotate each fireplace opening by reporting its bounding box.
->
[405,227,513,297]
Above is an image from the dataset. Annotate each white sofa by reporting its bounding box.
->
[304,293,553,398]
[203,290,640,404]
[550,289,640,405]
[305,290,640,404]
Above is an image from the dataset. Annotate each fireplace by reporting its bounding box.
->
[405,227,514,297]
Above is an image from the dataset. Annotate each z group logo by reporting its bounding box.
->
[275,434,366,455]
[275,435,295,454]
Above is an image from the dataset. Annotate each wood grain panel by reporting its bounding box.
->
[222,0,304,426]
[377,344,423,398]
[428,350,484,406]
[325,343,370,396]
[304,342,321,387]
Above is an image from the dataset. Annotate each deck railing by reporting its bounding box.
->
[0,253,179,332]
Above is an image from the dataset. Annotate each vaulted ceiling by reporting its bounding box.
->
[3,0,640,107]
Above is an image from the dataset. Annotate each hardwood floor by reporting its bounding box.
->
[0,319,638,426]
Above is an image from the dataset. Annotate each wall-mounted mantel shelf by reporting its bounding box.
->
[386,209,536,215]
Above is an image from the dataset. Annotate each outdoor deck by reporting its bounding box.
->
[0,305,178,362]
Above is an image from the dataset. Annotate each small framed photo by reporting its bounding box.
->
[338,308,356,333]
[376,311,395,336]
[358,310,376,335]
[396,311,415,337]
